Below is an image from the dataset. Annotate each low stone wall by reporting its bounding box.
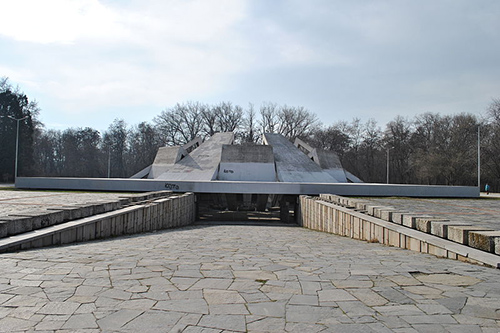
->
[299,195,500,268]
[0,191,173,239]
[0,193,195,253]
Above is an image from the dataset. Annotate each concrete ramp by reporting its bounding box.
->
[310,149,347,182]
[148,146,187,179]
[263,133,337,183]
[218,145,276,181]
[155,132,234,181]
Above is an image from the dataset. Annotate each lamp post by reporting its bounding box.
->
[107,147,111,178]
[478,125,481,190]
[386,148,390,184]
[7,115,28,180]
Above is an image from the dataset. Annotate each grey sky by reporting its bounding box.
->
[0,0,499,131]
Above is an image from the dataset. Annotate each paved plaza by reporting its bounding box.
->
[1,190,500,332]
[0,221,499,332]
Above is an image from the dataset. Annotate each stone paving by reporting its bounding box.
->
[366,196,500,231]
[0,191,128,217]
[1,222,500,332]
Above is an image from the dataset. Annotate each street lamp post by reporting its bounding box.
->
[478,125,481,190]
[386,148,391,184]
[7,115,28,180]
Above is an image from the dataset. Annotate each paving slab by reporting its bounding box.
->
[0,222,499,331]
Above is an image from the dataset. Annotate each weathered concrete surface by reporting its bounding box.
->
[218,145,276,182]
[294,138,347,182]
[147,146,187,179]
[155,132,234,181]
[1,223,500,332]
[312,149,348,182]
[263,133,337,183]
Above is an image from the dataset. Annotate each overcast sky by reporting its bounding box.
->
[1,0,499,131]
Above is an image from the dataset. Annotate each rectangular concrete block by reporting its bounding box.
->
[366,206,385,217]
[430,221,469,238]
[402,215,432,229]
[427,244,447,258]
[390,211,409,225]
[354,201,368,212]
[468,231,500,253]
[416,218,450,233]
[447,225,492,245]
[379,209,395,222]
[407,237,421,252]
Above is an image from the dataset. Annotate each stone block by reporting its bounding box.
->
[447,225,492,245]
[402,215,432,229]
[416,218,450,233]
[427,244,447,257]
[430,221,469,238]
[354,201,368,212]
[468,231,500,253]
[379,209,396,222]
[366,206,385,217]
[407,237,421,252]
[390,211,409,225]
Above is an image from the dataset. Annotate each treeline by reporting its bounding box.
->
[1,77,500,189]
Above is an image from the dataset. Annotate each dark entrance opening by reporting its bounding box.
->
[196,193,298,224]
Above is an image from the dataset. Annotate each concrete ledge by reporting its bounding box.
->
[0,193,195,253]
[299,195,500,269]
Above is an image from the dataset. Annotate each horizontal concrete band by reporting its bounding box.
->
[0,193,196,253]
[16,177,479,198]
[299,196,500,269]
[0,190,174,239]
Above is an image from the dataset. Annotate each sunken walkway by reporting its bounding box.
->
[0,191,499,331]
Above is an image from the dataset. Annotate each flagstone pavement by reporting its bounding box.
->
[1,222,499,332]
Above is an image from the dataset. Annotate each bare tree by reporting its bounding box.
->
[213,101,243,133]
[154,102,205,145]
[384,116,413,183]
[259,102,279,134]
[242,103,259,143]
[276,105,319,140]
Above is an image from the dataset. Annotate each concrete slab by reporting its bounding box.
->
[263,133,337,183]
[218,145,276,181]
[148,146,187,179]
[311,149,347,182]
[155,133,234,181]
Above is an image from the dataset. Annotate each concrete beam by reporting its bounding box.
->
[15,177,479,198]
